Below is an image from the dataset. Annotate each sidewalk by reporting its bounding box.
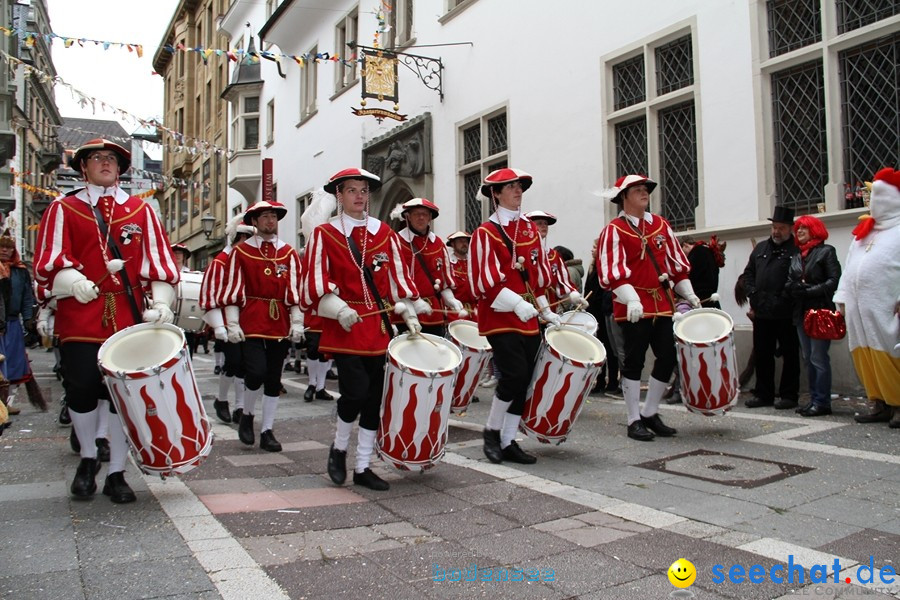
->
[1,346,898,600]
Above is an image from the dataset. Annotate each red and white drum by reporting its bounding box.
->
[377,333,462,471]
[446,320,492,413]
[559,310,598,337]
[521,327,606,444]
[674,308,739,416]
[98,322,212,477]
[174,270,204,332]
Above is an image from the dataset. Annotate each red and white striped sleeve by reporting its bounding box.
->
[439,244,457,290]
[284,248,302,306]
[550,251,576,298]
[199,255,226,310]
[386,230,419,302]
[138,202,180,285]
[33,199,80,288]
[532,242,555,298]
[299,225,337,312]
[661,219,691,283]
[597,223,629,290]
[468,226,504,299]
[220,248,247,308]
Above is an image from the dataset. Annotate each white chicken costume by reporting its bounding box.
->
[833,167,900,405]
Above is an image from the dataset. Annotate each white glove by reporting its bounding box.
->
[673,279,701,309]
[412,297,433,315]
[568,291,589,310]
[440,288,468,317]
[318,293,361,332]
[224,305,245,343]
[143,281,176,324]
[614,284,644,323]
[36,307,51,338]
[202,308,227,340]
[393,299,423,334]
[289,306,305,343]
[52,268,98,304]
[536,295,562,327]
[491,287,538,323]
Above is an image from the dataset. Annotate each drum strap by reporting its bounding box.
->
[346,235,394,336]
[411,238,442,302]
[619,216,676,313]
[91,203,144,324]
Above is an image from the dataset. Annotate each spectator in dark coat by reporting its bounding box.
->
[741,206,800,409]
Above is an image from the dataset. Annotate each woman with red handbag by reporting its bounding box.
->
[785,215,842,417]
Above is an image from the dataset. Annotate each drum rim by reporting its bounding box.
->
[98,322,187,376]
[544,326,606,367]
[447,320,492,352]
[387,332,462,376]
[673,308,734,345]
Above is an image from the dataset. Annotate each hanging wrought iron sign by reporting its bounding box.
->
[352,48,407,122]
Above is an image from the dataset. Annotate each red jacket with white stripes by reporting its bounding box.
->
[597,212,691,321]
[394,228,456,327]
[299,216,419,356]
[199,249,229,311]
[220,238,302,339]
[468,213,553,337]
[33,188,179,343]
[449,254,477,322]
[546,247,577,301]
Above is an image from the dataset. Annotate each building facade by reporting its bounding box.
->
[10,0,62,261]
[226,0,896,392]
[0,0,16,221]
[153,0,231,270]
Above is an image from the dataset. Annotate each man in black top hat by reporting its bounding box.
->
[740,206,800,409]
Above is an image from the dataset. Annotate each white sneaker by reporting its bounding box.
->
[480,376,498,389]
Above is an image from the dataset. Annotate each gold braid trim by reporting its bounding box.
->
[101,293,118,331]
[248,296,281,320]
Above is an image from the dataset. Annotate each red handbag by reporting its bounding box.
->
[803,309,846,340]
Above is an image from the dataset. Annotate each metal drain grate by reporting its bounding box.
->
[637,449,814,488]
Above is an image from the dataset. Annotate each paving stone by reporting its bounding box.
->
[0,480,68,502]
[794,495,897,529]
[380,490,474,519]
[406,505,521,541]
[572,510,633,527]
[577,574,717,600]
[76,521,191,566]
[223,453,293,467]
[266,555,409,599]
[417,463,505,491]
[442,480,535,505]
[665,492,774,527]
[816,529,900,570]
[0,568,87,600]
[82,555,216,600]
[280,440,328,452]
[183,477,268,495]
[485,491,587,526]
[731,511,864,549]
[554,523,639,548]
[523,547,651,596]
[217,502,397,538]
[457,527,581,564]
[0,495,70,522]
[0,516,78,576]
[532,516,588,533]
[372,521,434,539]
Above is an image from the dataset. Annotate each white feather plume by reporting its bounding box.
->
[301,188,337,241]
[596,187,621,199]
[389,202,406,221]
[224,213,244,245]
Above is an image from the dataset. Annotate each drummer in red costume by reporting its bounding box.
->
[299,168,426,491]
[525,210,587,311]
[469,168,561,465]
[392,198,466,335]
[199,214,255,424]
[446,231,477,322]
[597,174,700,441]
[221,200,304,452]
[33,138,180,503]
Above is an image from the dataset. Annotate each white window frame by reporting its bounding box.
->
[266,99,275,146]
[385,1,414,49]
[334,6,359,95]
[230,94,260,151]
[299,44,318,124]
[601,20,703,228]
[456,104,509,229]
[296,191,312,250]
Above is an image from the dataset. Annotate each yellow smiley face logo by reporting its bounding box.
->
[668,558,696,588]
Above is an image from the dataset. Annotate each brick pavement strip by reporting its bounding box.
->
[3,351,900,599]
